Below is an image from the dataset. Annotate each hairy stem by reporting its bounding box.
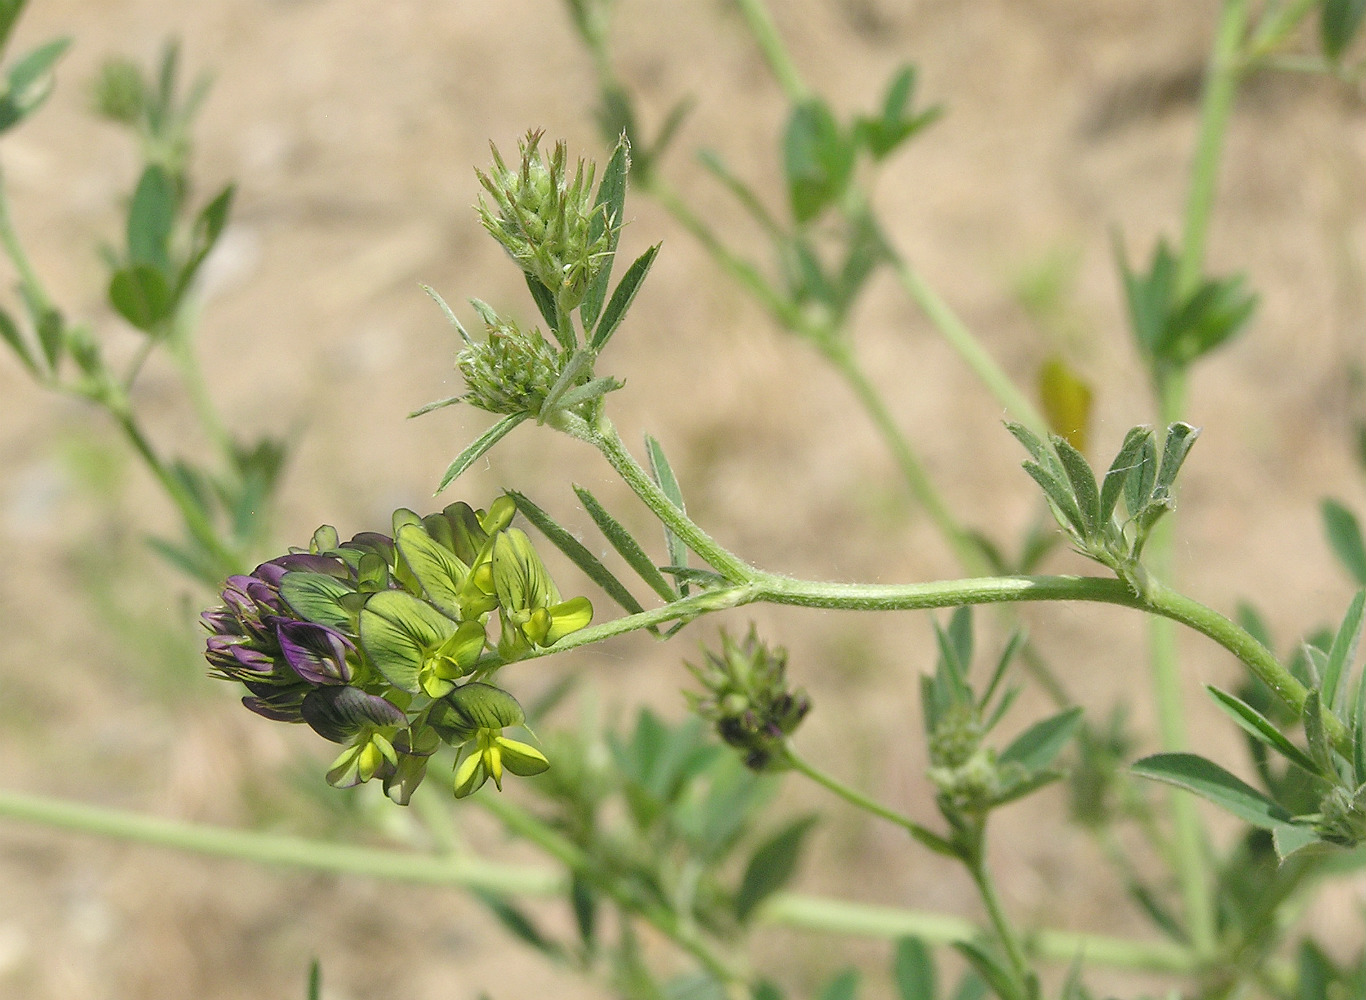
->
[732,0,808,100]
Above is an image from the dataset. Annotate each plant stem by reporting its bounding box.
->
[1137,3,1250,957]
[0,785,560,893]
[0,785,1198,973]
[476,793,751,990]
[784,743,953,854]
[0,168,54,319]
[966,844,1034,996]
[888,254,1051,439]
[732,0,808,100]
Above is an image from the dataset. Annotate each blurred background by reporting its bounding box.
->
[1,0,1365,997]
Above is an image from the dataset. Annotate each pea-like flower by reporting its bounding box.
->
[203,497,585,804]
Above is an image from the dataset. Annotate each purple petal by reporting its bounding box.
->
[241,681,308,722]
[301,687,406,742]
[277,620,354,685]
[271,553,351,578]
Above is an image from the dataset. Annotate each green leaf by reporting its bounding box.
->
[818,970,860,1000]
[435,413,528,493]
[1273,822,1324,861]
[0,0,28,57]
[999,706,1083,773]
[1303,689,1335,774]
[1122,431,1158,520]
[1154,422,1200,498]
[524,273,559,334]
[507,490,647,618]
[645,434,689,590]
[127,164,177,273]
[176,184,235,297]
[109,264,173,332]
[590,243,659,351]
[1131,752,1293,829]
[1021,461,1088,542]
[1099,426,1152,525]
[580,134,631,332]
[0,303,35,373]
[1323,0,1366,60]
[893,937,936,1000]
[953,942,1019,1000]
[1206,685,1323,777]
[1324,591,1365,713]
[1053,436,1100,536]
[575,485,677,601]
[0,37,69,133]
[280,572,355,630]
[144,534,224,588]
[1323,499,1366,585]
[734,814,818,922]
[549,375,624,413]
[784,97,855,223]
[536,349,594,420]
[470,888,562,959]
[306,958,321,1000]
[359,590,459,692]
[570,875,596,954]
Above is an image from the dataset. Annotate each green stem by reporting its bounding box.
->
[0,168,54,318]
[1177,0,1248,299]
[966,843,1034,996]
[0,785,1198,973]
[116,411,243,577]
[584,415,754,582]
[732,0,807,100]
[784,744,953,854]
[888,254,1051,439]
[0,785,560,893]
[477,794,750,990]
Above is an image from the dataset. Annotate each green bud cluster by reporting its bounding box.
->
[686,628,810,771]
[455,305,578,417]
[477,130,617,311]
[204,496,592,803]
[1311,783,1366,847]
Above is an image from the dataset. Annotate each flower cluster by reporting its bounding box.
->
[476,129,618,311]
[204,497,593,802]
[456,308,575,417]
[686,628,810,771]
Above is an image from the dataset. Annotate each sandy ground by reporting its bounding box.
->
[2,1,1366,997]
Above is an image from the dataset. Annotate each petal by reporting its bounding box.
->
[542,596,593,645]
[452,750,488,798]
[445,682,525,731]
[495,736,550,777]
[301,686,406,743]
[277,620,354,685]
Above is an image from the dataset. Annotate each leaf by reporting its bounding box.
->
[1206,686,1323,778]
[1053,436,1100,536]
[999,706,1083,773]
[575,485,677,601]
[177,184,235,296]
[507,490,648,618]
[645,434,689,589]
[953,942,1019,1000]
[435,413,528,493]
[550,375,624,412]
[580,134,631,332]
[784,97,855,223]
[1131,752,1293,829]
[1099,426,1152,525]
[1122,431,1158,520]
[1323,0,1366,60]
[0,0,27,57]
[0,303,35,373]
[1021,461,1088,542]
[524,273,559,333]
[590,243,659,351]
[109,264,173,332]
[570,875,596,953]
[818,970,860,1000]
[470,888,562,959]
[1273,822,1323,862]
[1324,591,1366,713]
[734,815,818,923]
[893,937,936,1000]
[0,37,69,133]
[127,164,177,273]
[1154,422,1200,498]
[1323,499,1366,585]
[306,959,322,1000]
[1303,689,1335,774]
